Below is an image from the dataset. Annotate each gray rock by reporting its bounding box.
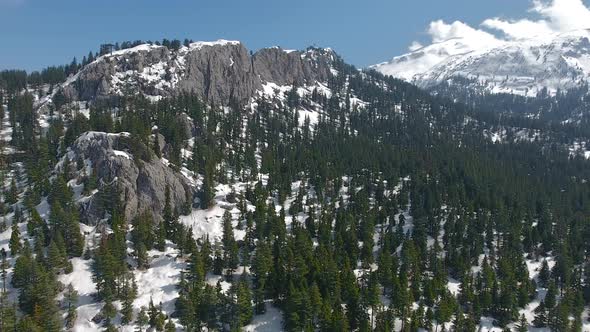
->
[176,113,194,138]
[176,42,260,104]
[62,42,337,106]
[70,131,192,224]
[253,47,334,86]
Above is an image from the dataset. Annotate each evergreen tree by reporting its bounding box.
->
[515,313,528,332]
[165,319,176,332]
[64,284,79,329]
[9,221,20,256]
[236,277,253,327]
[136,307,149,332]
[201,169,215,209]
[163,186,176,240]
[222,211,239,273]
[102,300,117,327]
[538,259,550,286]
[6,178,18,205]
[545,282,557,309]
[533,301,548,327]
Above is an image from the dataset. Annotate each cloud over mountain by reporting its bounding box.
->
[418,0,590,51]
[372,0,590,96]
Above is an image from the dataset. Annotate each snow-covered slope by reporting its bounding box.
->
[372,29,590,96]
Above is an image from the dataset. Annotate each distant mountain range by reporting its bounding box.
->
[371,29,590,96]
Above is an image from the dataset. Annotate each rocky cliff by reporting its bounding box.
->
[67,131,192,224]
[61,40,337,105]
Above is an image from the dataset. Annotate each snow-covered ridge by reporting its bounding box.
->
[371,29,590,96]
[187,39,241,50]
[97,40,241,60]
[107,44,165,57]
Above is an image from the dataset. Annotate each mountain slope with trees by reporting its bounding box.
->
[0,39,589,332]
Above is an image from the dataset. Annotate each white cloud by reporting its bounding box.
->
[427,20,502,50]
[374,0,590,89]
[428,20,499,44]
[408,41,423,52]
[532,0,590,32]
[418,0,590,46]
[482,18,553,39]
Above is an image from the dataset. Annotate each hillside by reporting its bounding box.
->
[0,39,589,332]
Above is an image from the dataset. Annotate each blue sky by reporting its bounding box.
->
[0,0,531,71]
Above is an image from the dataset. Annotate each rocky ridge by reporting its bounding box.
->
[60,40,337,105]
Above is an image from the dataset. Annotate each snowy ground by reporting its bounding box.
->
[244,302,283,332]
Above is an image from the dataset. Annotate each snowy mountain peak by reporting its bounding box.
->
[187,39,241,50]
[371,29,590,96]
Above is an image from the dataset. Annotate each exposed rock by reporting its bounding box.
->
[69,131,192,224]
[253,47,334,86]
[176,42,259,104]
[155,133,166,155]
[60,41,338,106]
[176,113,194,138]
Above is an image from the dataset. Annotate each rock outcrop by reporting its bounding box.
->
[61,41,338,105]
[253,47,334,86]
[69,131,192,224]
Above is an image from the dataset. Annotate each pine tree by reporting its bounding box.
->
[0,250,8,293]
[435,293,454,332]
[545,282,557,309]
[236,278,253,326]
[102,300,117,327]
[6,178,18,205]
[155,223,166,251]
[516,313,528,332]
[533,301,547,327]
[252,240,271,314]
[0,291,17,332]
[121,296,134,325]
[9,221,21,256]
[136,307,149,332]
[47,240,64,270]
[201,171,215,209]
[309,282,323,325]
[64,284,79,329]
[548,303,569,331]
[366,272,381,327]
[148,298,166,330]
[165,319,176,332]
[16,315,43,332]
[136,242,149,269]
[538,259,550,286]
[222,211,239,273]
[163,186,176,240]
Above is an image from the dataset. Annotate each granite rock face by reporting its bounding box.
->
[68,131,192,224]
[176,42,259,104]
[253,47,334,86]
[61,41,337,105]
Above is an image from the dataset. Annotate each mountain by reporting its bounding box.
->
[2,38,590,332]
[371,29,590,96]
[51,40,336,106]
